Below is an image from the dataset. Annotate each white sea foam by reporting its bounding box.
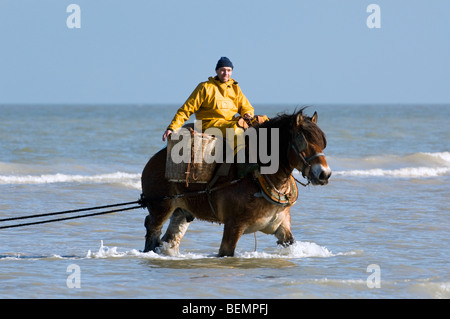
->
[236,241,336,258]
[334,166,450,178]
[425,151,450,163]
[86,241,213,260]
[0,171,141,186]
[329,152,450,178]
[85,240,338,260]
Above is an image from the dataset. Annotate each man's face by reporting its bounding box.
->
[216,67,232,83]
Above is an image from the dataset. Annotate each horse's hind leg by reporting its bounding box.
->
[161,208,194,256]
[143,206,173,253]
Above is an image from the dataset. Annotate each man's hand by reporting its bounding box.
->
[162,129,173,142]
[243,113,253,120]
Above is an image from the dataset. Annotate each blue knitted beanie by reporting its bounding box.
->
[215,57,234,70]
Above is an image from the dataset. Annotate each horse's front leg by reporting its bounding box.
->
[218,222,245,257]
[274,213,295,247]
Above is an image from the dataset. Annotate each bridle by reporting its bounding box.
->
[289,131,325,186]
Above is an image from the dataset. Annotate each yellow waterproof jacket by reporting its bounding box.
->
[167,76,254,136]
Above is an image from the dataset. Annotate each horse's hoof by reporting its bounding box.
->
[143,237,161,253]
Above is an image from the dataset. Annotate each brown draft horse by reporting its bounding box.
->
[141,109,331,257]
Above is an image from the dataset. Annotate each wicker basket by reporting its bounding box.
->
[165,129,217,185]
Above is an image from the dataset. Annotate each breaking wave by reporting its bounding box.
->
[0,171,141,188]
[1,152,448,187]
[333,166,450,178]
[329,152,450,178]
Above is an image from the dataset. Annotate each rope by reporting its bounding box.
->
[0,177,241,230]
[0,199,144,230]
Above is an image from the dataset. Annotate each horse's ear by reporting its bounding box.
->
[311,112,318,124]
[296,112,304,127]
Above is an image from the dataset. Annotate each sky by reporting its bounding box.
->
[0,0,449,105]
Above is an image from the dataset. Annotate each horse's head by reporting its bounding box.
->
[288,110,331,185]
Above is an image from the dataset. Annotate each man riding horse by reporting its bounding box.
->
[141,57,331,257]
[162,57,267,177]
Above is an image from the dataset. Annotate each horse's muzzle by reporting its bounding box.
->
[310,164,332,185]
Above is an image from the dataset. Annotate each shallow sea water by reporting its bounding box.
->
[0,104,449,299]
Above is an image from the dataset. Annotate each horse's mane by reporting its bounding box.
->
[255,108,327,149]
